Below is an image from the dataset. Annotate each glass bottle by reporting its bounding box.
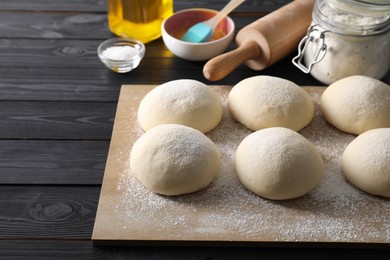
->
[107,0,173,44]
[292,0,390,84]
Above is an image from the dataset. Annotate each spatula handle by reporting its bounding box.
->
[205,0,246,28]
[203,40,260,81]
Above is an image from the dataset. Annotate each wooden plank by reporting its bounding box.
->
[0,13,111,39]
[93,84,390,246]
[0,39,175,68]
[0,140,109,185]
[0,54,330,102]
[0,101,116,139]
[0,67,122,102]
[0,38,209,69]
[174,0,293,13]
[0,240,110,259]
[0,0,107,12]
[0,38,237,70]
[0,12,257,39]
[0,240,388,259]
[0,39,104,68]
[0,186,99,239]
[0,0,292,13]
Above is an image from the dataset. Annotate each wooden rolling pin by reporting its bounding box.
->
[203,0,315,81]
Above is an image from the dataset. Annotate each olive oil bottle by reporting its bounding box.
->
[107,0,173,43]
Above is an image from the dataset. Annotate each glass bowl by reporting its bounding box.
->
[97,37,145,73]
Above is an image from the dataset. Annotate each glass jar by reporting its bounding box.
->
[292,0,390,84]
[107,0,173,44]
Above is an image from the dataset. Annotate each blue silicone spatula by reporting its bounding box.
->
[181,0,246,43]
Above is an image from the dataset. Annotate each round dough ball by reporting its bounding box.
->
[130,124,220,196]
[138,79,223,133]
[228,76,314,131]
[320,75,390,135]
[342,128,390,198]
[235,127,324,200]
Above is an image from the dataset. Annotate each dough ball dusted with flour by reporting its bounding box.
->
[320,75,390,135]
[228,76,314,131]
[342,128,390,198]
[235,127,324,200]
[130,124,220,196]
[138,79,223,133]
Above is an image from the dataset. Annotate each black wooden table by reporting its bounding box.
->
[0,0,389,258]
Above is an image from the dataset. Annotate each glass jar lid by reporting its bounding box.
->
[314,0,390,35]
[337,0,390,11]
[351,0,390,7]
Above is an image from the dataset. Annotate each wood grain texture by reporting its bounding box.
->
[0,240,388,259]
[0,54,331,102]
[0,0,292,13]
[0,186,99,239]
[0,13,110,39]
[0,16,260,67]
[0,67,123,102]
[0,240,110,260]
[0,140,108,184]
[0,12,258,39]
[0,101,116,139]
[0,0,107,12]
[0,39,104,68]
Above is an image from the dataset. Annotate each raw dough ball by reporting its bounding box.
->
[235,127,324,200]
[138,79,223,133]
[342,128,390,198]
[228,76,314,131]
[320,75,390,135]
[130,124,221,196]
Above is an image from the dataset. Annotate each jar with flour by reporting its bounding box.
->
[292,0,390,84]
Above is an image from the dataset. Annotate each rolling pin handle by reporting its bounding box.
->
[203,40,261,81]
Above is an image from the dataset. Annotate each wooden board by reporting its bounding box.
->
[92,84,390,246]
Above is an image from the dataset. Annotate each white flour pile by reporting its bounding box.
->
[114,87,390,243]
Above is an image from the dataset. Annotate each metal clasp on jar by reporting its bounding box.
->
[292,24,329,74]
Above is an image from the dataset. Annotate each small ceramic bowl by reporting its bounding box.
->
[97,37,145,73]
[161,8,235,61]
